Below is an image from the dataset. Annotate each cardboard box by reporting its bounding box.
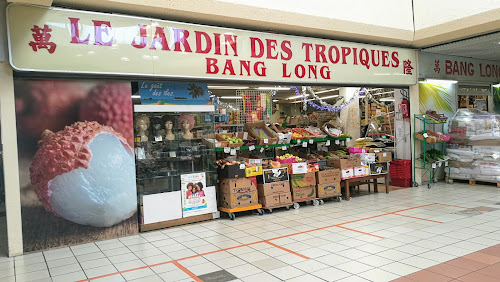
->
[375,152,392,163]
[219,191,258,208]
[316,169,341,184]
[291,185,316,202]
[287,162,308,174]
[245,166,263,177]
[354,166,367,177]
[316,182,341,198]
[327,155,361,169]
[258,167,289,184]
[215,133,244,147]
[355,153,375,164]
[290,172,317,188]
[203,138,228,148]
[217,163,246,179]
[219,178,257,194]
[247,176,257,188]
[341,168,354,179]
[245,121,280,145]
[307,162,320,172]
[279,192,293,205]
[368,148,382,153]
[259,194,280,207]
[369,162,389,175]
[258,181,290,197]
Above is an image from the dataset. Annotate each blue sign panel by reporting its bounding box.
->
[138,81,211,105]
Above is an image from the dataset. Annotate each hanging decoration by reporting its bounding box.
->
[290,86,367,112]
[213,97,240,111]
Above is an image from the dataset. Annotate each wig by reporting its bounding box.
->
[178,113,195,130]
[135,115,150,131]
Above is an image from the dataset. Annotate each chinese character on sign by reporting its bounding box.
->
[28,25,56,54]
[403,59,413,75]
[434,59,440,73]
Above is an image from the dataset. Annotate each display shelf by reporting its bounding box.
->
[414,114,447,125]
[291,136,349,144]
[414,139,448,144]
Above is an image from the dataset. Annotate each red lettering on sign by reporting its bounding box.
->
[92,20,113,46]
[250,37,264,58]
[341,47,351,64]
[445,60,452,74]
[266,39,278,59]
[173,28,192,52]
[150,27,171,51]
[282,63,291,77]
[240,60,251,76]
[381,51,390,67]
[352,48,358,65]
[224,34,238,56]
[315,44,327,63]
[195,31,211,53]
[328,46,340,64]
[371,50,380,67]
[131,24,148,49]
[281,41,292,60]
[206,58,219,74]
[222,60,236,75]
[302,43,313,62]
[320,66,331,79]
[69,17,89,44]
[213,33,222,55]
[391,52,399,67]
[254,61,266,76]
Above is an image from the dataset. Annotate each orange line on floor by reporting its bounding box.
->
[172,261,203,282]
[336,226,385,238]
[264,241,310,259]
[393,213,443,223]
[78,202,447,281]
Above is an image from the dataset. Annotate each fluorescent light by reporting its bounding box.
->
[315,88,339,94]
[208,86,249,89]
[373,91,394,96]
[131,95,141,99]
[287,94,309,100]
[258,87,290,90]
[424,79,458,84]
[320,95,339,100]
[220,96,242,99]
[367,88,383,92]
[492,83,500,87]
[273,99,279,102]
[380,98,395,102]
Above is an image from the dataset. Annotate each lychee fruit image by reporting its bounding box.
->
[80,83,134,146]
[15,80,87,139]
[30,121,137,227]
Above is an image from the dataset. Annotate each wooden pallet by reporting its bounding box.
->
[446,177,500,188]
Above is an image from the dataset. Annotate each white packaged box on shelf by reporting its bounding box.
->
[341,168,354,179]
[354,166,368,177]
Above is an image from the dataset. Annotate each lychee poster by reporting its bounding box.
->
[14,78,138,252]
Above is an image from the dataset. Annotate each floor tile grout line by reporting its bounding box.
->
[172,261,202,282]
[393,213,444,223]
[75,202,451,281]
[263,241,310,260]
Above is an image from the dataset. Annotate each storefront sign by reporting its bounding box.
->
[419,52,500,83]
[7,4,416,85]
[138,81,210,105]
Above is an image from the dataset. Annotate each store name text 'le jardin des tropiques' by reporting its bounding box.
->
[27,16,415,80]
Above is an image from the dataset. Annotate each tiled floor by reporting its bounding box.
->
[2,182,500,282]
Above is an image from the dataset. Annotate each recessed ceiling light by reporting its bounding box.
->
[220,96,242,99]
[258,87,290,90]
[320,95,339,100]
[424,79,458,84]
[207,86,249,89]
[315,88,339,94]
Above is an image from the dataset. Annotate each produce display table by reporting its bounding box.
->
[341,174,389,200]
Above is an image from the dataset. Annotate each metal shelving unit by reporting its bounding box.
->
[412,114,447,189]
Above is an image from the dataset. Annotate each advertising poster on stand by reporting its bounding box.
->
[15,78,138,252]
[180,173,210,217]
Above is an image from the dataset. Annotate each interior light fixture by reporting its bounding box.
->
[320,95,340,100]
[131,95,141,99]
[315,88,340,94]
[287,94,309,100]
[258,87,290,90]
[292,99,311,104]
[373,91,395,96]
[424,79,458,84]
[492,83,500,87]
[379,97,395,102]
[207,86,249,89]
[220,96,242,99]
[272,99,279,102]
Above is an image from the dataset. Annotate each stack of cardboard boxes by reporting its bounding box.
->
[218,177,259,209]
[353,149,392,175]
[316,168,341,199]
[327,155,363,179]
[290,172,317,202]
[257,167,292,208]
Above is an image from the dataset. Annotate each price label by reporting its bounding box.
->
[347,138,351,142]
[432,163,437,168]
[445,161,449,166]
[224,147,230,153]
[438,162,442,167]
[230,149,236,155]
[309,139,314,144]
[260,148,265,153]
[335,140,340,145]
[326,140,331,146]
[236,147,240,151]
[243,132,248,139]
[264,139,269,144]
[239,164,245,169]
[297,139,301,144]
[169,151,176,158]
[423,133,429,138]
[256,166,260,172]
[282,146,287,151]
[302,142,308,147]
[215,142,221,147]
[249,145,255,151]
